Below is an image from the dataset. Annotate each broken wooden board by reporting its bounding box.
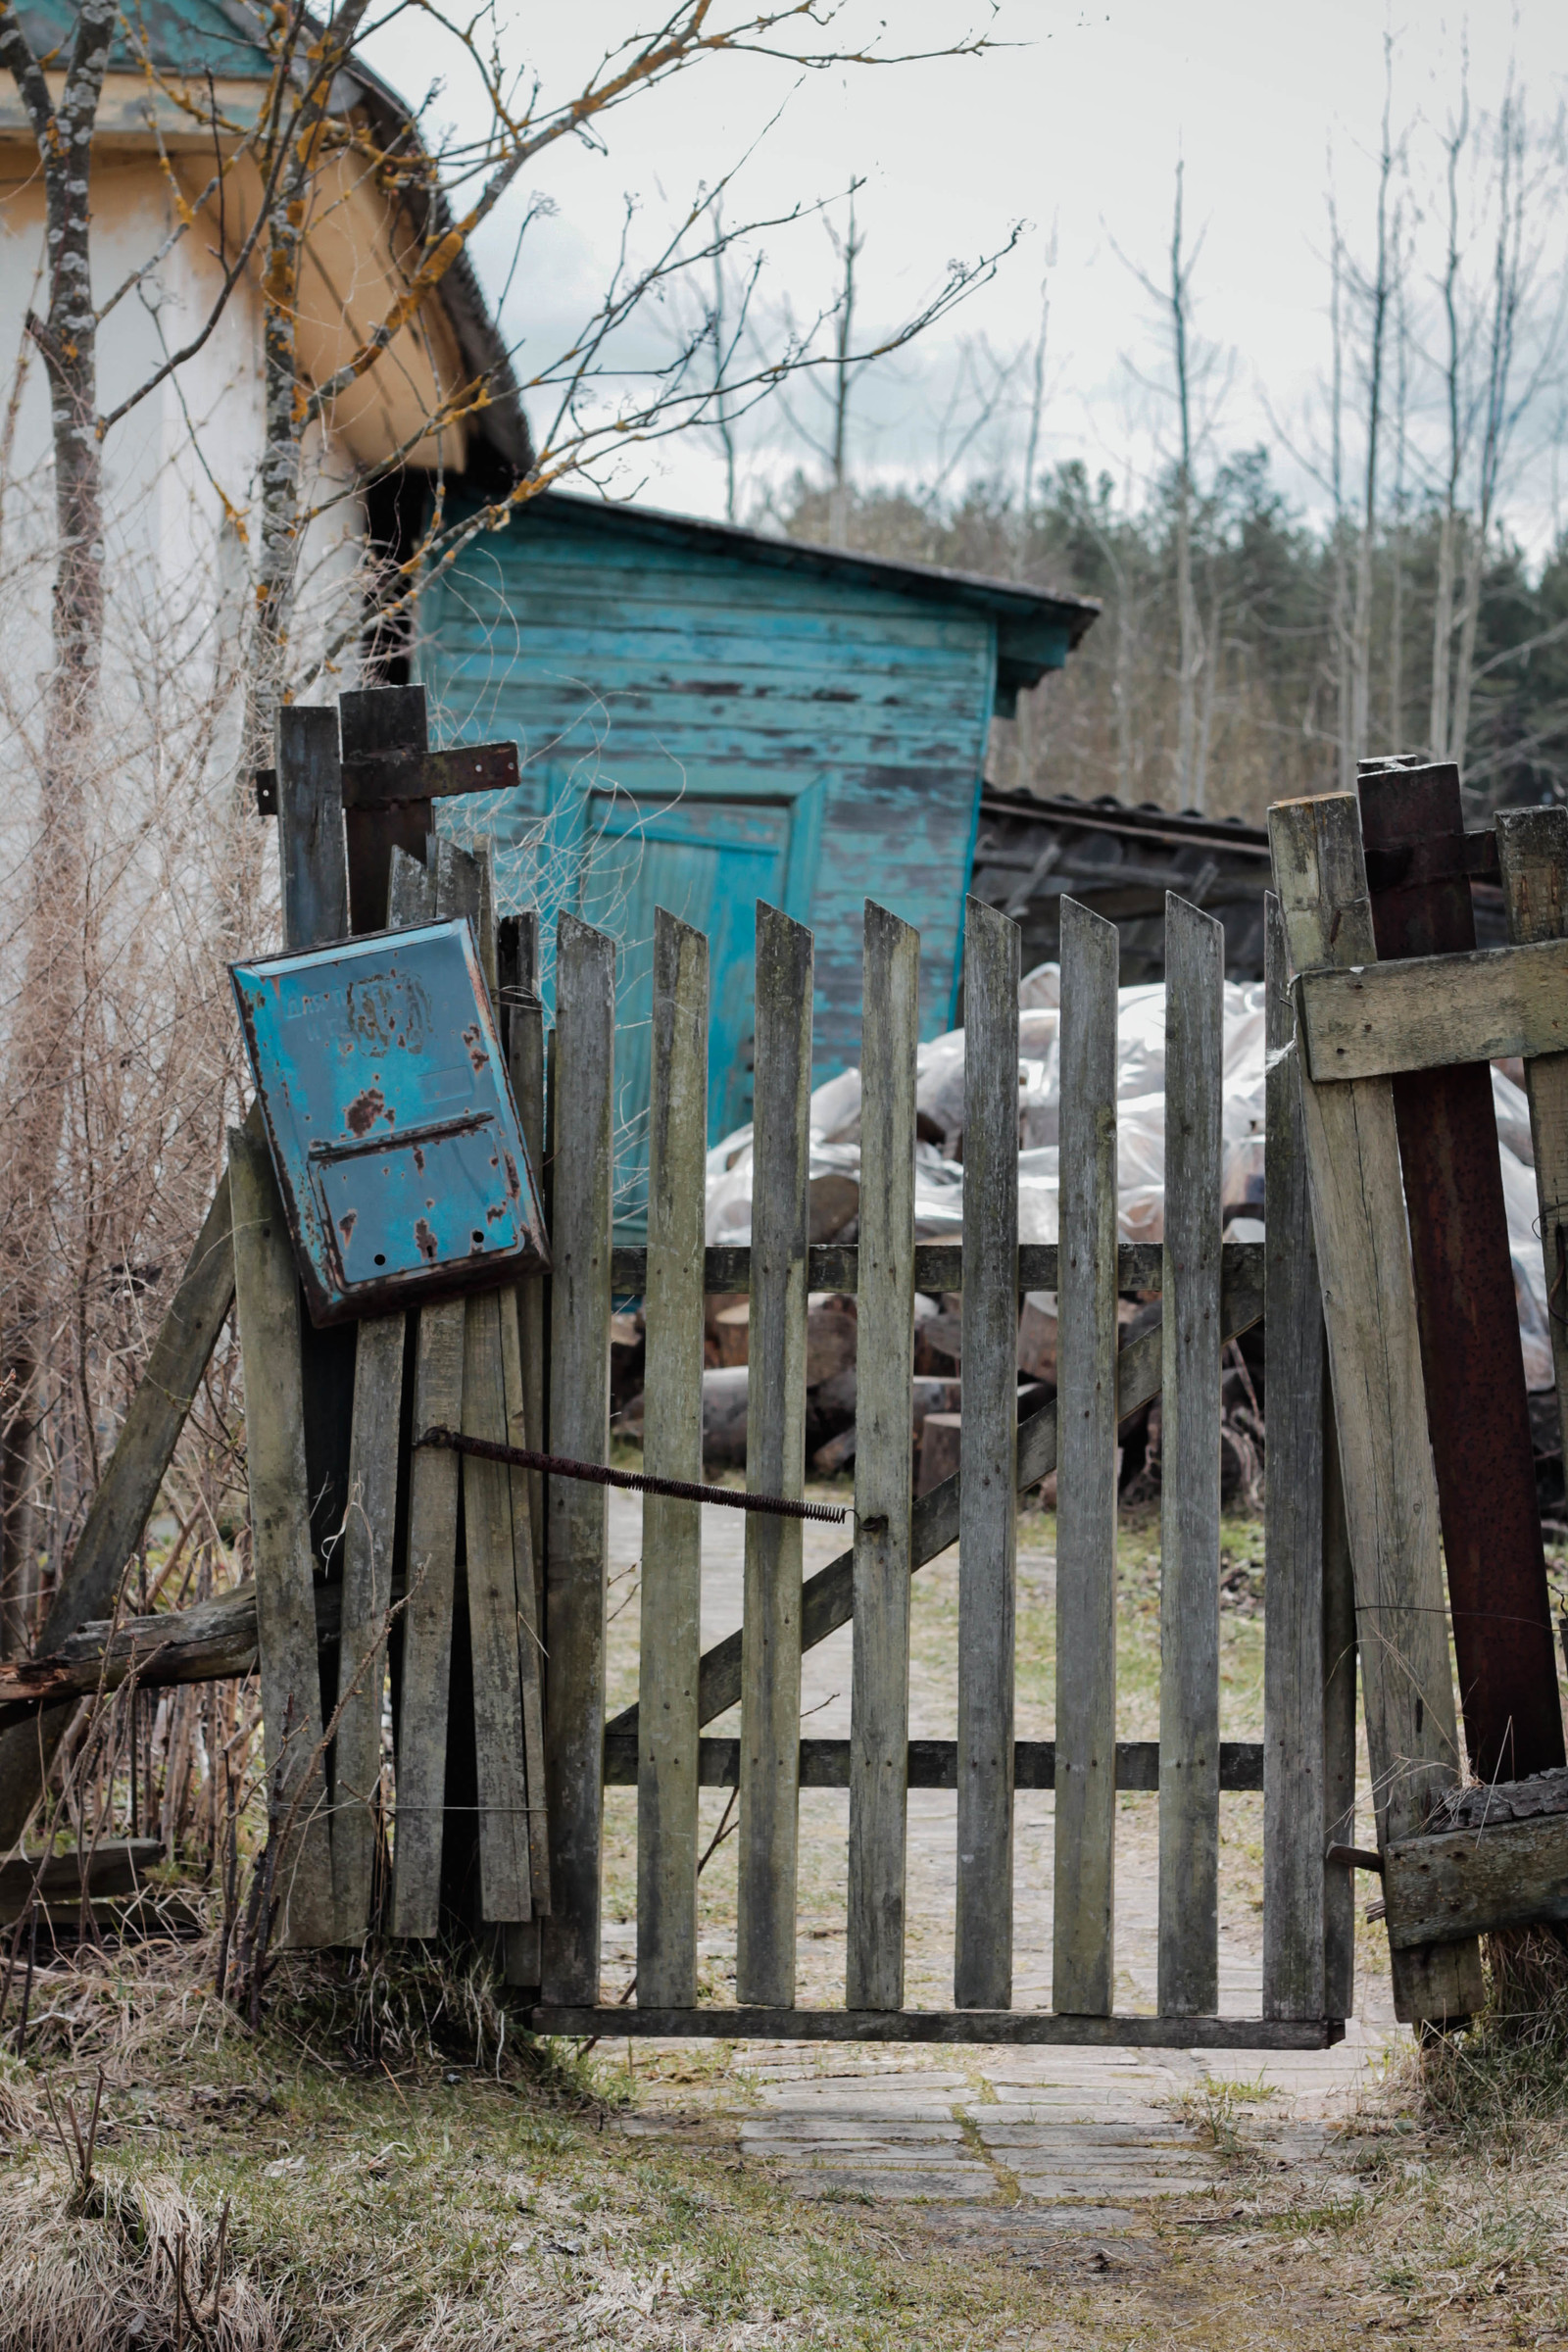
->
[1385,1784,1568,1948]
[0,1839,165,1926]
[1296,932,1568,1083]
[0,1140,240,1849]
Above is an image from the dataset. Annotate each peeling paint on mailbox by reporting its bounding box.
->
[230,919,549,1327]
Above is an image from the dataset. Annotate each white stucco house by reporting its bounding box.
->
[0,0,526,764]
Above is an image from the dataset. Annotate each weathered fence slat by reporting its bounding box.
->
[228,1122,336,1948]
[1053,896,1120,2017]
[384,840,457,1940]
[737,904,813,2010]
[340,684,433,933]
[497,908,549,1988]
[542,913,616,2004]
[501,911,548,1601]
[955,897,1020,2010]
[1157,893,1224,2018]
[637,910,710,2009]
[1261,892,1326,2020]
[333,1311,404,1941]
[1496,808,1568,1465]
[847,903,919,2012]
[498,1287,550,1911]
[462,1290,534,1922]
[1268,793,1482,2025]
[275,704,350,952]
[389,1297,465,1938]
[433,841,535,1926]
[1321,1400,1357,2021]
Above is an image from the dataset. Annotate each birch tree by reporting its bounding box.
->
[0,0,1004,1639]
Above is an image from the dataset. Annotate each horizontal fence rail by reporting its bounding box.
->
[602,1737,1268,1790]
[609,1242,1264,1295]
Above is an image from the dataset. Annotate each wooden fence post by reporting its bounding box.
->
[737,904,813,2010]
[542,913,615,2004]
[1268,793,1482,2025]
[847,902,919,2012]
[1053,895,1120,2017]
[956,897,1019,2011]
[228,1123,336,1947]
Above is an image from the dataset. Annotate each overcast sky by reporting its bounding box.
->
[371,1,1568,551]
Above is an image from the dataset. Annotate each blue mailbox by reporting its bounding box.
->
[231,920,549,1326]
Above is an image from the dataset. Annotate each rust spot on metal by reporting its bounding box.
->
[462,1021,487,1073]
[338,1210,357,1246]
[345,1085,389,1137]
[414,1217,439,1263]
[502,1148,521,1200]
[413,1144,425,1173]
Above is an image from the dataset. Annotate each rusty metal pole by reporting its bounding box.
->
[1357,759,1564,1786]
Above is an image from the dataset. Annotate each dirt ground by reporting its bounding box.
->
[3,1494,1567,2348]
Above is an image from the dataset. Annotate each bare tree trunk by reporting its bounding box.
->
[0,0,118,1648]
[1450,84,1527,782]
[1170,164,1203,809]
[1114,573,1137,803]
[826,197,861,548]
[1195,573,1223,812]
[1018,264,1052,578]
[1011,270,1052,787]
[1348,45,1394,766]
[705,194,740,524]
[243,0,375,763]
[1430,91,1469,760]
[1389,267,1409,752]
[1328,204,1353,792]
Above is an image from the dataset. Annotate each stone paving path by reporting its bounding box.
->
[603,1493,1393,2230]
[621,2031,1385,2227]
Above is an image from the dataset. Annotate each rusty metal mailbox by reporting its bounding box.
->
[230,920,549,1327]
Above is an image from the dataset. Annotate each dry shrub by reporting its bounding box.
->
[0,2167,277,2352]
[1397,1925,1568,2144]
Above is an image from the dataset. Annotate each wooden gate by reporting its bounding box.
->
[531,887,1354,2049]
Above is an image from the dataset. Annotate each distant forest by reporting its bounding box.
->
[772,457,1568,829]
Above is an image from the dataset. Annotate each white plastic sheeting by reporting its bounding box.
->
[705,960,1555,1388]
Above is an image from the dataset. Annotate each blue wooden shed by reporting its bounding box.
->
[417,491,1098,1223]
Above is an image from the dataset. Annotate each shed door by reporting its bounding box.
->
[580,795,790,1231]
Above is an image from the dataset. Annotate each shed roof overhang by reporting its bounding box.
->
[508,490,1100,708]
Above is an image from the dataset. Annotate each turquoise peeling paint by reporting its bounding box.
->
[17,0,270,79]
[417,491,1092,1231]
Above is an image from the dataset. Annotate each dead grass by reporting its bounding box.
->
[9,1924,1568,2348]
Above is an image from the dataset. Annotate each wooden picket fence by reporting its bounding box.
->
[0,682,1359,2039]
[532,887,1355,2048]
